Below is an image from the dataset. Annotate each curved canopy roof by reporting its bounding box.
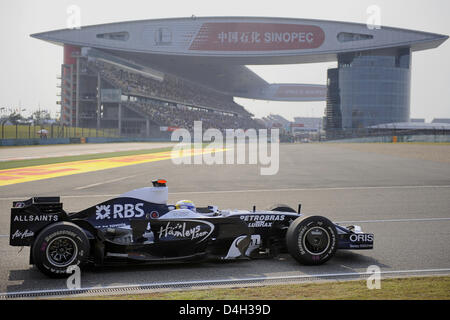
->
[31,16,448,101]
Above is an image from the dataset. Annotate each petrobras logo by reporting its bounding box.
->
[240,214,285,222]
[95,203,145,220]
[240,214,285,228]
[349,234,374,243]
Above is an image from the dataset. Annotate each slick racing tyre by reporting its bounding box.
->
[31,222,90,278]
[269,204,297,213]
[286,216,338,265]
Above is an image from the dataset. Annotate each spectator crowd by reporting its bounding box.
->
[127,100,263,132]
[90,60,250,116]
[88,59,263,132]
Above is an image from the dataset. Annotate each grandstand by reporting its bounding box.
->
[60,52,262,137]
[261,114,291,129]
[33,16,446,138]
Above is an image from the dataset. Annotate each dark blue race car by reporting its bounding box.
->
[9,179,374,277]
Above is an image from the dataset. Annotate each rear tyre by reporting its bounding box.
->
[286,216,337,265]
[31,222,90,278]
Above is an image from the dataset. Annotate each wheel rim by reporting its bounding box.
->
[46,236,78,268]
[301,226,330,256]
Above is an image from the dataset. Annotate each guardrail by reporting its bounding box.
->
[325,134,450,143]
[325,128,450,141]
[0,123,118,140]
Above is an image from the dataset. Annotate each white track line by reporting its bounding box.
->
[0,194,118,200]
[1,267,450,298]
[170,185,450,195]
[74,175,138,190]
[1,184,449,201]
[336,217,450,224]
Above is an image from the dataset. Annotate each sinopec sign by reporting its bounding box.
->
[189,22,325,51]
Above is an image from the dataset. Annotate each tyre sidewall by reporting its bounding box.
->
[287,216,337,265]
[32,222,89,278]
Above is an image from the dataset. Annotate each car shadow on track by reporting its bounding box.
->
[288,250,390,277]
[5,251,389,294]
[7,267,69,293]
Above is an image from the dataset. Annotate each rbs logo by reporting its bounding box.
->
[95,203,145,220]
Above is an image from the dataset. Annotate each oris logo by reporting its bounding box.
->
[95,203,145,220]
[350,234,374,242]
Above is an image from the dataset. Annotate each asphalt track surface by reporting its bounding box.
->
[0,143,449,295]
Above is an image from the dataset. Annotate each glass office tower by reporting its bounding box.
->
[326,48,411,134]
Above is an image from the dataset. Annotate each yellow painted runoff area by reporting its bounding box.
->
[0,148,223,186]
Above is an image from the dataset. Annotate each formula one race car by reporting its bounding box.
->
[9,180,374,277]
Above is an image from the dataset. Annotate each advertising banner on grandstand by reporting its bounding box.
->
[101,89,122,103]
[160,126,180,132]
[238,84,327,102]
[189,22,325,51]
[291,118,322,133]
[274,85,327,99]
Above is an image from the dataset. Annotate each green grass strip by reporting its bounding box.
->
[0,147,174,170]
[74,276,450,300]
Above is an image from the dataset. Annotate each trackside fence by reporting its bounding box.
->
[0,123,118,140]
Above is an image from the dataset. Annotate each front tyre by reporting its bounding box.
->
[286,216,337,265]
[31,222,90,278]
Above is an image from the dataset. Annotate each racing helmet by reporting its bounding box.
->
[175,200,196,211]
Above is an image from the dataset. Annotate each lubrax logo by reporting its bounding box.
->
[95,203,145,220]
[240,214,285,228]
[349,234,374,242]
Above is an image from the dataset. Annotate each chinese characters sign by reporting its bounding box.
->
[189,22,325,51]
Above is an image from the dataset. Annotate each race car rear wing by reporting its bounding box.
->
[12,197,60,208]
[10,197,65,247]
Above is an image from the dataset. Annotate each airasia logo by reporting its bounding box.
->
[350,234,374,242]
[95,203,145,220]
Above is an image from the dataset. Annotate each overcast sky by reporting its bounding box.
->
[0,0,449,121]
